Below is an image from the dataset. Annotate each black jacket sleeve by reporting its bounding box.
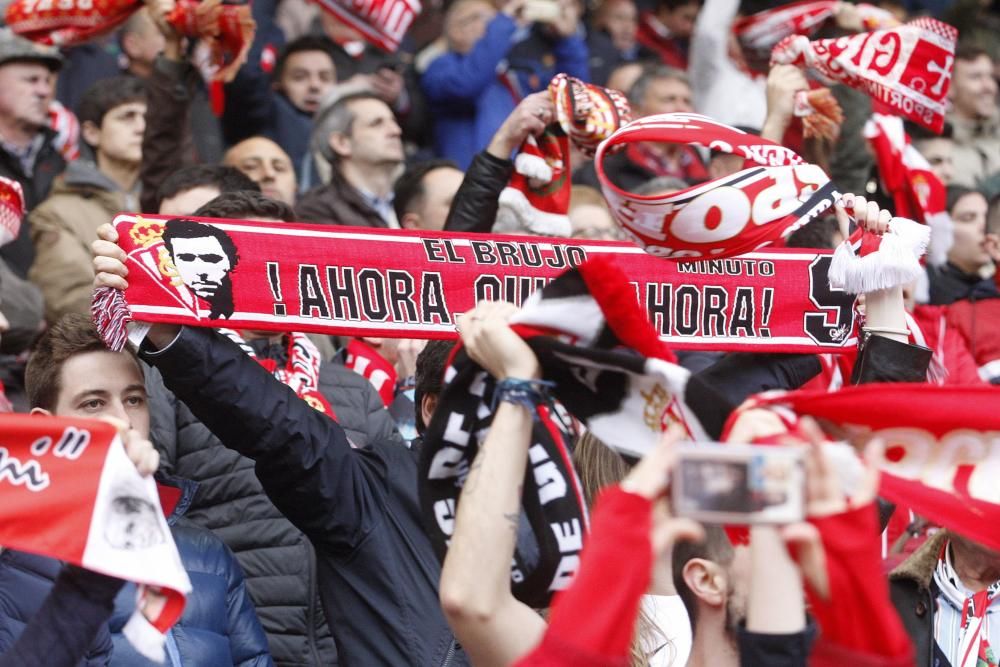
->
[139,327,387,554]
[0,566,122,667]
[685,353,822,440]
[738,622,817,667]
[850,334,933,385]
[444,150,513,234]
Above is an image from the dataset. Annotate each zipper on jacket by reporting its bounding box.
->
[307,543,323,666]
[441,639,457,667]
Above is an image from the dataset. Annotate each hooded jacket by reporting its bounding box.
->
[144,342,403,667]
[28,159,139,324]
[140,328,469,667]
[108,476,272,667]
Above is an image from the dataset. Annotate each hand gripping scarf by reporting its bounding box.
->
[418,256,707,606]
[594,112,841,260]
[737,384,1000,553]
[5,0,254,81]
[0,415,191,661]
[498,73,631,236]
[770,18,959,133]
[734,0,899,68]
[94,214,861,356]
[829,213,929,294]
[0,176,24,248]
[309,0,420,52]
[793,88,844,141]
[864,112,952,266]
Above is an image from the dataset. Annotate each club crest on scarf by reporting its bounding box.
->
[595,113,841,260]
[124,217,240,322]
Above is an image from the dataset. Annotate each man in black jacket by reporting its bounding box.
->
[0,30,66,276]
[95,198,468,666]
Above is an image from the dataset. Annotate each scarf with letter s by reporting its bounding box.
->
[0,414,191,662]
[770,18,958,133]
[419,256,707,607]
[595,112,841,261]
[94,214,862,356]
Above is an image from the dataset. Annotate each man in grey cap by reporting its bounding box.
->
[0,28,65,277]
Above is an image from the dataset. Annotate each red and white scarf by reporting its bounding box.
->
[864,113,952,266]
[6,0,255,81]
[0,176,24,248]
[0,415,191,661]
[734,0,898,63]
[829,214,929,294]
[498,74,631,236]
[594,112,841,260]
[344,339,397,407]
[217,329,335,416]
[739,384,1000,554]
[770,18,958,133]
[309,0,419,52]
[95,214,862,355]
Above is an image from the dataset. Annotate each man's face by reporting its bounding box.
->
[445,0,495,54]
[225,137,297,206]
[659,1,700,39]
[406,167,464,231]
[86,101,147,166]
[170,236,233,299]
[53,350,150,439]
[0,62,56,130]
[278,50,337,115]
[638,77,693,117]
[914,137,954,185]
[600,0,639,52]
[950,55,998,120]
[948,191,989,274]
[158,185,222,216]
[569,204,624,240]
[338,99,404,165]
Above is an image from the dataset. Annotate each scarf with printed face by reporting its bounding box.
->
[217,329,335,417]
[309,0,419,52]
[770,18,958,133]
[864,113,952,266]
[739,384,1000,554]
[498,74,631,237]
[0,415,191,662]
[594,112,841,261]
[934,541,1000,667]
[5,0,254,81]
[418,256,707,606]
[0,176,23,248]
[734,0,899,70]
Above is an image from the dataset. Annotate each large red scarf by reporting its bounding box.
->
[5,0,254,81]
[94,214,860,355]
[770,18,958,133]
[0,415,191,660]
[743,385,1000,553]
[594,112,841,261]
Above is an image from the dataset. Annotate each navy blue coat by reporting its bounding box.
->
[0,550,114,667]
[108,478,272,667]
[139,328,469,666]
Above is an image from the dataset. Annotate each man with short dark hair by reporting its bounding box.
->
[947,45,1000,187]
[223,35,339,183]
[0,29,65,276]
[155,164,260,216]
[637,0,702,69]
[28,76,146,323]
[393,159,463,231]
[297,92,404,228]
